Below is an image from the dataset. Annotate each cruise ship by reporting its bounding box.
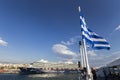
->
[19,60,81,74]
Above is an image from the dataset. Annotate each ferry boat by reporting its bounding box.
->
[19,60,81,74]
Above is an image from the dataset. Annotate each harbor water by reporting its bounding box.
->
[0,73,80,80]
[0,73,119,80]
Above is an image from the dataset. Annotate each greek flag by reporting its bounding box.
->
[79,9,110,50]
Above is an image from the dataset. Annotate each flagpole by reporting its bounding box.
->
[81,40,87,68]
[79,41,83,68]
[79,41,86,68]
[78,6,92,80]
[83,39,92,80]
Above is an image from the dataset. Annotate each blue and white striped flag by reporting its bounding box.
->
[79,8,110,50]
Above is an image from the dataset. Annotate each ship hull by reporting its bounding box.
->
[19,67,80,74]
[19,67,45,74]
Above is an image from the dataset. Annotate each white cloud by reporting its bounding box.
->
[110,25,120,35]
[115,25,120,31]
[0,38,8,46]
[88,50,97,56]
[37,59,48,63]
[52,44,77,59]
[61,36,81,45]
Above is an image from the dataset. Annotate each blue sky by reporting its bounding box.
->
[0,0,120,67]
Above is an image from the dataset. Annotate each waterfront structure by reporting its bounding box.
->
[107,58,120,67]
[96,58,120,78]
[0,63,30,73]
[107,58,120,77]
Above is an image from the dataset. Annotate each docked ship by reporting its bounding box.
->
[19,67,45,74]
[19,60,81,74]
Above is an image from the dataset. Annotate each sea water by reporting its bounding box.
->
[0,73,79,80]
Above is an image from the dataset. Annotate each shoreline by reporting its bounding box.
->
[0,69,20,74]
